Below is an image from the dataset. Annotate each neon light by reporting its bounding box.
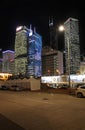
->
[3,50,15,54]
[0,73,12,81]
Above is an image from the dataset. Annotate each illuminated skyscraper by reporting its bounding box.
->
[64,18,80,74]
[15,26,29,75]
[15,26,42,77]
[2,50,15,73]
[28,30,42,77]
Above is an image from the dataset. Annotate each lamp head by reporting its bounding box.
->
[58,25,65,32]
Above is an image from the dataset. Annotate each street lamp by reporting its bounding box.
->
[58,25,65,32]
[58,25,70,87]
[66,37,70,87]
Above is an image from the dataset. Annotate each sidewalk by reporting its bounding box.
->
[0,114,24,130]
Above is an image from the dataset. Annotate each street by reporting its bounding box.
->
[0,90,85,130]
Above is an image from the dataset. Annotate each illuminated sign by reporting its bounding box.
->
[16,26,23,31]
[41,76,61,83]
[29,30,33,36]
[0,73,12,81]
[41,75,85,84]
[3,50,15,54]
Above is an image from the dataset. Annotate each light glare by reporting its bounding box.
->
[58,25,65,32]
[16,26,22,31]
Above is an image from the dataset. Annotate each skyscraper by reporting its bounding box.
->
[15,25,42,77]
[64,18,80,74]
[28,30,42,77]
[15,26,29,75]
[2,50,15,73]
[42,46,63,75]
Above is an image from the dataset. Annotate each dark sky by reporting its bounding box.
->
[0,0,85,54]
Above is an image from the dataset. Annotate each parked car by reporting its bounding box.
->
[0,85,9,90]
[75,85,85,98]
[9,85,23,91]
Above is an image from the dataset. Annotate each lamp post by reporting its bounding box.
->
[58,25,70,87]
[67,37,70,87]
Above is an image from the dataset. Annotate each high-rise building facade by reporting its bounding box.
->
[28,31,42,77]
[64,18,80,74]
[15,26,42,77]
[2,50,15,73]
[0,59,2,72]
[42,46,63,75]
[0,49,2,72]
[15,26,29,75]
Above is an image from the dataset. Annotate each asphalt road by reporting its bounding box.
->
[0,90,85,130]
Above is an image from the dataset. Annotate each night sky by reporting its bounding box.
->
[0,0,85,54]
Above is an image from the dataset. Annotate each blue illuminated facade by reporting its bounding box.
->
[28,32,42,77]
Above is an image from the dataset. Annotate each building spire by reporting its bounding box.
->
[49,17,53,27]
[34,27,36,33]
[30,24,32,30]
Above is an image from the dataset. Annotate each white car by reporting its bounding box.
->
[75,85,85,98]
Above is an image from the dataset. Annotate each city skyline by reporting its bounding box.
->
[0,0,85,54]
[0,18,84,76]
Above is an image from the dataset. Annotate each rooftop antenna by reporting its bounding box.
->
[34,27,36,33]
[49,16,54,47]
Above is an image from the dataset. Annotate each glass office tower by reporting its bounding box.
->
[28,31,42,77]
[2,50,15,73]
[15,26,29,75]
[64,18,80,74]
